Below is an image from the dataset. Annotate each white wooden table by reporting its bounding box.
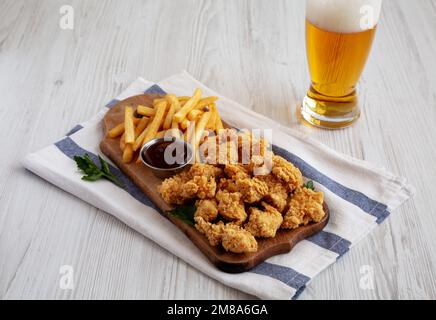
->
[1,0,435,300]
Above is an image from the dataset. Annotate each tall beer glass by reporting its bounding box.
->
[301,0,382,129]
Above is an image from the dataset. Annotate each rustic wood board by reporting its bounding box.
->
[100,94,330,273]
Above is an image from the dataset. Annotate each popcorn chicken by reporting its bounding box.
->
[282,187,325,229]
[216,190,247,225]
[272,155,303,192]
[191,175,217,199]
[257,174,288,212]
[189,163,223,178]
[224,164,249,179]
[235,177,269,204]
[195,217,224,246]
[221,223,258,253]
[195,199,218,222]
[158,172,198,205]
[245,202,283,238]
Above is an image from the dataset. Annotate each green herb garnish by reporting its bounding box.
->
[74,154,123,187]
[169,205,196,226]
[303,180,315,191]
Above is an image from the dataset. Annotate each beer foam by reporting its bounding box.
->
[306,0,382,33]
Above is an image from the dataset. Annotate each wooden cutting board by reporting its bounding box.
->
[100,94,330,273]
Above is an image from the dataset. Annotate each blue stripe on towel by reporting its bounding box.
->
[66,125,84,136]
[307,231,351,257]
[250,262,310,290]
[106,99,120,109]
[272,145,390,224]
[54,137,159,211]
[144,84,167,95]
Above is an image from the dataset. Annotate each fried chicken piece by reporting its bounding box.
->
[257,174,288,212]
[195,199,218,222]
[191,176,217,199]
[202,129,239,165]
[224,164,249,179]
[272,155,303,192]
[281,187,325,229]
[158,172,198,205]
[245,202,283,238]
[237,130,271,160]
[246,153,274,176]
[195,217,224,246]
[218,178,238,193]
[189,163,223,178]
[216,190,247,225]
[235,177,269,204]
[221,223,258,253]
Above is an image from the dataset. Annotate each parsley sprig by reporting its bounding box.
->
[74,154,123,187]
[169,205,196,226]
[303,180,315,191]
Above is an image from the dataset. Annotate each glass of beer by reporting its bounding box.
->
[301,0,382,129]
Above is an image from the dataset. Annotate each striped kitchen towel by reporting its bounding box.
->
[23,71,414,300]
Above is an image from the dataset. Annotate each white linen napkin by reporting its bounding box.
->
[23,71,414,300]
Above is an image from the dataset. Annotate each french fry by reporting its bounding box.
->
[169,94,182,112]
[184,121,196,143]
[107,118,140,138]
[107,122,125,138]
[153,98,166,105]
[180,118,190,130]
[173,88,202,123]
[141,101,167,145]
[163,95,178,130]
[178,96,191,102]
[133,124,151,151]
[188,109,203,121]
[123,144,133,163]
[191,111,211,153]
[137,105,155,117]
[194,96,218,111]
[124,106,135,144]
[120,133,126,151]
[134,116,150,137]
[206,104,217,130]
[155,130,168,139]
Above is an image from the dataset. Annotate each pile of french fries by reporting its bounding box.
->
[107,88,224,164]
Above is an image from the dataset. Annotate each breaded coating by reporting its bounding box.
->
[282,187,325,229]
[195,199,218,222]
[272,155,303,192]
[191,176,217,199]
[195,216,224,246]
[218,178,238,193]
[190,163,223,178]
[257,174,288,212]
[245,202,283,238]
[224,164,249,179]
[158,173,198,205]
[246,153,274,176]
[235,177,269,204]
[221,224,258,253]
[216,190,247,225]
[237,131,271,160]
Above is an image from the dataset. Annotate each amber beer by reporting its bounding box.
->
[302,0,382,129]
